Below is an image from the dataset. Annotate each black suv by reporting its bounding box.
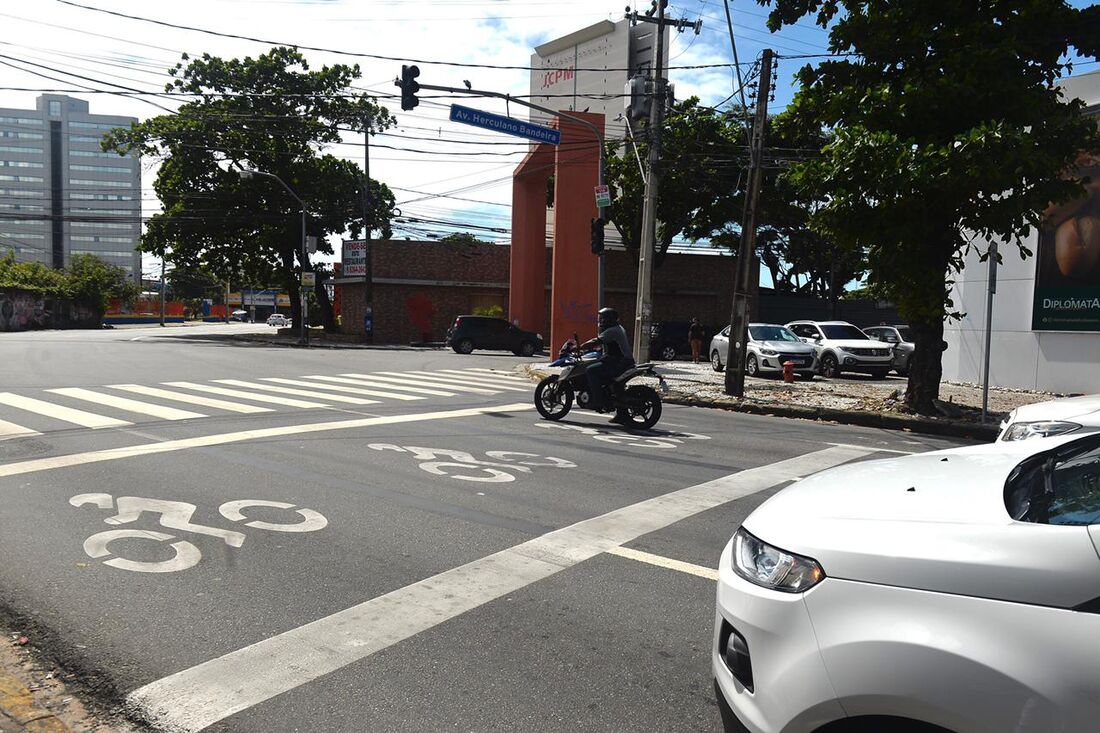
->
[446,316,543,356]
[649,320,710,361]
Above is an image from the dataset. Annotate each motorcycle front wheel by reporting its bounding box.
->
[535,375,573,420]
[616,385,662,430]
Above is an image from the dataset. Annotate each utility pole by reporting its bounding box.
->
[159,253,166,327]
[724,48,774,396]
[363,109,374,343]
[981,242,998,423]
[628,1,702,363]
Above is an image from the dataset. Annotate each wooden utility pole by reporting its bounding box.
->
[724,49,774,396]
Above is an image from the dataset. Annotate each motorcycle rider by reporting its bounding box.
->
[578,307,635,419]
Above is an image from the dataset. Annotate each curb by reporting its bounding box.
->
[0,668,69,733]
[519,365,998,441]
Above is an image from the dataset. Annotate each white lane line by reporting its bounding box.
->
[213,380,379,406]
[47,388,206,421]
[125,445,868,733]
[464,368,532,379]
[162,382,327,409]
[434,369,533,388]
[344,373,499,395]
[0,419,39,441]
[0,392,130,429]
[109,385,274,415]
[0,402,531,481]
[287,376,432,399]
[262,376,424,400]
[824,442,918,455]
[605,546,719,581]
[408,370,530,392]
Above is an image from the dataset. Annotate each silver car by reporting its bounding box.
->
[709,323,817,378]
[863,324,914,376]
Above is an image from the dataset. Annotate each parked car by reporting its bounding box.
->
[714,431,1100,733]
[998,393,1100,442]
[230,309,249,322]
[446,316,543,356]
[709,323,817,378]
[266,313,290,327]
[862,324,915,376]
[785,320,894,379]
[649,320,709,361]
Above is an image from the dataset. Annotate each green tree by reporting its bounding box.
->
[0,252,68,294]
[104,47,396,331]
[439,232,484,245]
[165,262,220,300]
[66,253,139,313]
[764,0,1100,414]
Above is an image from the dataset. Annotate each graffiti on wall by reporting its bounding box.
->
[0,290,51,331]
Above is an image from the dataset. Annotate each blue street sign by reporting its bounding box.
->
[449,104,561,146]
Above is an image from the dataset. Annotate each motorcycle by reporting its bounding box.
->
[534,338,666,430]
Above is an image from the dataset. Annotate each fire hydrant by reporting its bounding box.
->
[782,360,796,383]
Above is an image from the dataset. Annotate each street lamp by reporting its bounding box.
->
[237,168,308,345]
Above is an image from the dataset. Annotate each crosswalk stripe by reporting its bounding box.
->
[301,374,442,396]
[47,387,207,421]
[213,380,379,406]
[0,418,39,441]
[109,385,274,414]
[0,392,130,429]
[283,377,430,400]
[444,368,532,385]
[412,370,530,391]
[358,373,499,395]
[163,382,329,409]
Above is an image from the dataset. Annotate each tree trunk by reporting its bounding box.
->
[904,317,944,415]
[315,279,336,332]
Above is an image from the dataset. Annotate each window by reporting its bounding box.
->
[49,101,61,117]
[0,145,43,154]
[0,175,43,182]
[0,203,44,212]
[0,160,43,168]
[69,179,132,187]
[1,131,43,140]
[70,150,125,159]
[71,236,134,244]
[69,121,125,131]
[71,249,136,258]
[820,324,869,340]
[0,188,39,198]
[749,326,801,343]
[0,116,42,126]
[69,164,131,174]
[71,222,133,230]
[70,135,103,143]
[1006,436,1100,525]
[0,232,45,240]
[69,192,133,201]
[896,326,912,342]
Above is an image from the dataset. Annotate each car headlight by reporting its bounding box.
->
[759,348,778,356]
[731,528,825,593]
[1000,420,1082,441]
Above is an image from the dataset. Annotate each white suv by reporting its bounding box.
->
[785,320,894,379]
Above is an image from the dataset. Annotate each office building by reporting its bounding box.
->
[0,94,141,280]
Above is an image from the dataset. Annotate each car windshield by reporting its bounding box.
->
[896,326,911,342]
[820,324,869,340]
[1005,436,1100,525]
[749,326,800,343]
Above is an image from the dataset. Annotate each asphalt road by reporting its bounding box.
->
[0,325,971,732]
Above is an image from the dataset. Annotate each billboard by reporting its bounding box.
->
[1032,163,1100,331]
[342,239,369,278]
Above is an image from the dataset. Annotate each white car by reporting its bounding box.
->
[709,323,817,378]
[999,393,1100,442]
[266,314,290,327]
[714,432,1100,733]
[785,320,894,379]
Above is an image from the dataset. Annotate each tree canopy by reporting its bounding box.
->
[764,0,1100,413]
[103,46,396,330]
[0,252,137,312]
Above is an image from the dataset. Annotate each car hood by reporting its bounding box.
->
[754,340,814,353]
[1009,393,1100,424]
[743,445,1100,608]
[824,339,891,350]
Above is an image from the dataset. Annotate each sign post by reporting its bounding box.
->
[594,184,611,208]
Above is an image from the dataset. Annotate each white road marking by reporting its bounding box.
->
[824,442,918,455]
[605,546,719,581]
[464,368,533,381]
[214,380,379,406]
[0,402,531,480]
[125,445,868,732]
[432,370,532,389]
[300,375,451,398]
[0,392,130,429]
[162,382,327,409]
[344,372,499,395]
[0,419,40,441]
[277,376,430,400]
[406,371,530,392]
[108,385,273,414]
[47,388,206,421]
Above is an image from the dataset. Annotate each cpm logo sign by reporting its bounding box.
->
[540,66,575,90]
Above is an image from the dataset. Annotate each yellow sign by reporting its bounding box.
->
[276,293,291,307]
[227,292,242,306]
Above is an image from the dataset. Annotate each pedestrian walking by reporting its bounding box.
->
[688,318,705,364]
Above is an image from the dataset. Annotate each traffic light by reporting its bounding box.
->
[590,217,605,255]
[399,65,420,111]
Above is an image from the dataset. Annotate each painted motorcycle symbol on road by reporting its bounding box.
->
[69,494,327,574]
[368,444,576,482]
[535,422,711,449]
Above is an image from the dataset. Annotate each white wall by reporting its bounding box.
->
[942,71,1100,394]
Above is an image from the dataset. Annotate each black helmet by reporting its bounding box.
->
[597,307,619,329]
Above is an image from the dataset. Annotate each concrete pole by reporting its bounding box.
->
[981,242,998,423]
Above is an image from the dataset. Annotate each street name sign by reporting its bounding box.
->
[449,104,561,145]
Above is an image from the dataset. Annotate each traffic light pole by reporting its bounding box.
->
[724,49,774,397]
[398,73,607,307]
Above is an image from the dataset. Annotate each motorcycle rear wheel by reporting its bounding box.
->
[616,385,662,430]
[535,375,573,420]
